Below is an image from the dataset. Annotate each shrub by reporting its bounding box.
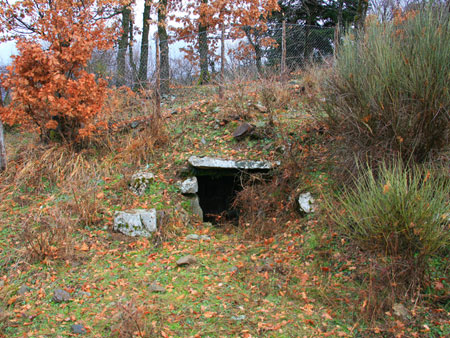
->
[322,4,450,169]
[330,159,449,290]
[0,0,117,142]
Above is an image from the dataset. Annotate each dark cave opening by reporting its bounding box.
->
[196,174,242,224]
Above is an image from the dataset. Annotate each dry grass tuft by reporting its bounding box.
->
[20,207,74,263]
[111,302,158,338]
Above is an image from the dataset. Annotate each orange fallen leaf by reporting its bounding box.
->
[203,311,216,318]
[8,296,18,305]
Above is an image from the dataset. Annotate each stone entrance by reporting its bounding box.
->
[185,156,279,224]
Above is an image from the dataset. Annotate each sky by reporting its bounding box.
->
[0,41,17,66]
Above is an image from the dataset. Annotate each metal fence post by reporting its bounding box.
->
[219,22,225,99]
[281,20,287,82]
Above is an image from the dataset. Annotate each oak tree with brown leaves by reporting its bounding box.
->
[0,0,119,142]
[173,0,279,82]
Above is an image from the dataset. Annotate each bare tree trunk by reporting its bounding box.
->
[158,0,170,95]
[138,0,151,86]
[356,0,369,31]
[0,120,6,172]
[128,16,138,85]
[116,5,131,87]
[243,27,263,76]
[198,0,209,84]
[155,35,161,119]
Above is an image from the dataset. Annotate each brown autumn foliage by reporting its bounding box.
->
[0,0,118,142]
[172,0,279,77]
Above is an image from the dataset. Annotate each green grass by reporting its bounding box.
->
[0,82,448,338]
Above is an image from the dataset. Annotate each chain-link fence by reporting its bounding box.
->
[89,23,335,91]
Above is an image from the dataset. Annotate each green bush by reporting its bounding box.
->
[322,4,450,168]
[331,160,449,276]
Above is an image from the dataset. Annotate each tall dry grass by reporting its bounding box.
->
[322,4,450,171]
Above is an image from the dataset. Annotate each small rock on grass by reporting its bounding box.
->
[176,255,197,266]
[393,303,410,320]
[232,122,255,140]
[186,234,211,241]
[148,283,166,293]
[231,315,246,321]
[298,192,316,214]
[71,324,87,335]
[18,285,30,296]
[229,266,239,273]
[52,289,71,303]
[74,290,91,298]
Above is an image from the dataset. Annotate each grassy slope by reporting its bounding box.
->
[0,81,448,338]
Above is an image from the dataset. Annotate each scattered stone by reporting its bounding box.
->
[129,171,155,196]
[180,177,198,195]
[188,156,279,170]
[201,137,207,145]
[130,121,140,129]
[74,290,91,298]
[187,195,203,220]
[393,303,410,320]
[253,103,268,113]
[113,209,157,237]
[52,289,71,303]
[231,315,246,321]
[186,234,211,241]
[232,122,255,140]
[229,266,239,273]
[298,192,316,214]
[176,255,197,266]
[17,285,30,296]
[71,324,86,335]
[148,283,166,293]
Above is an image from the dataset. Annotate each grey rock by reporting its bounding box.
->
[180,177,198,195]
[53,289,71,303]
[74,290,91,298]
[129,171,154,196]
[298,192,316,214]
[130,121,140,129]
[232,122,255,139]
[18,285,30,295]
[113,209,157,237]
[187,195,203,220]
[229,266,239,273]
[393,303,410,320]
[176,255,197,266]
[186,234,211,241]
[253,104,267,113]
[201,137,207,145]
[231,315,246,321]
[188,156,279,170]
[71,324,86,335]
[148,283,166,293]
